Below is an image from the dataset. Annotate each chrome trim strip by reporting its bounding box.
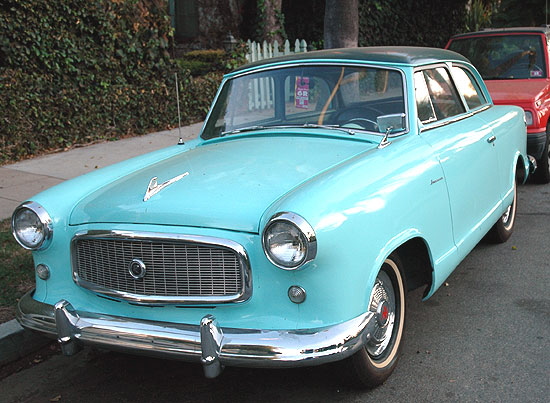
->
[70,230,252,305]
[17,291,376,377]
[228,61,407,79]
[262,212,317,270]
[11,201,53,250]
[420,105,491,133]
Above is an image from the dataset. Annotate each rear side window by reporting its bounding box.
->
[414,67,465,123]
[451,66,486,109]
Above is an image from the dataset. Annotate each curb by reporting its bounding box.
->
[0,319,51,367]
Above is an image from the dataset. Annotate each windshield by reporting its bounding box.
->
[448,34,547,80]
[201,65,406,140]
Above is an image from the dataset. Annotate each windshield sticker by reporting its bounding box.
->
[530,69,543,78]
[295,77,310,109]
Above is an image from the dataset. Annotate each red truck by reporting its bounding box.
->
[446,27,550,183]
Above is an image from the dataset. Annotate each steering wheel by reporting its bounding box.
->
[341,117,379,131]
[334,106,382,128]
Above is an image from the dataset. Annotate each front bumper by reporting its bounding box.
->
[17,290,375,378]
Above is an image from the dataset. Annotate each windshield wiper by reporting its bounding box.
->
[301,123,360,135]
[221,125,268,136]
[220,123,365,137]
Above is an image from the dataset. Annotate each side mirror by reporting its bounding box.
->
[377,113,406,134]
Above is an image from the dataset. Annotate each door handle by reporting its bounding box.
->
[487,135,496,143]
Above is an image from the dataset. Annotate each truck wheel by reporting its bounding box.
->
[534,132,550,184]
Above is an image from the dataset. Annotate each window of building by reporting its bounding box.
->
[171,0,199,41]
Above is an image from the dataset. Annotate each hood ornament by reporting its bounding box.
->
[143,172,189,202]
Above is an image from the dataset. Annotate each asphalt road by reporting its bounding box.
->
[1,182,548,403]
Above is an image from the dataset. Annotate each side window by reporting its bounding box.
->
[451,66,486,109]
[414,72,436,123]
[415,67,465,122]
[173,0,199,40]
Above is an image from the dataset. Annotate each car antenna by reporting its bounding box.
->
[175,72,184,145]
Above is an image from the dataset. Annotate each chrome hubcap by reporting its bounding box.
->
[366,271,396,358]
[502,204,512,224]
[502,183,516,230]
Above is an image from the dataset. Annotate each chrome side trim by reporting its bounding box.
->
[70,230,252,305]
[420,104,491,133]
[17,291,376,377]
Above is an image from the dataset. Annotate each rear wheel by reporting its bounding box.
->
[346,253,407,389]
[487,180,517,243]
[534,132,550,184]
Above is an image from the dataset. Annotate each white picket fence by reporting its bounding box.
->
[245,39,308,63]
[244,39,308,111]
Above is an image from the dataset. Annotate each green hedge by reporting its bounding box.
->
[0,70,222,162]
[0,0,224,164]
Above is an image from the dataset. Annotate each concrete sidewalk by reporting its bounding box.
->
[0,122,203,220]
[0,122,203,367]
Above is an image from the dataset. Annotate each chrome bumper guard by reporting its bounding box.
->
[17,291,375,378]
[528,155,538,174]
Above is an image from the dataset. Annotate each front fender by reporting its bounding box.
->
[259,134,455,324]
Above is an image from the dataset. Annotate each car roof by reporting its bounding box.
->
[449,26,550,40]
[232,46,471,73]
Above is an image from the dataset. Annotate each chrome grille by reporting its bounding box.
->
[72,232,250,304]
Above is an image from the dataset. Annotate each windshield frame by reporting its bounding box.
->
[200,62,409,141]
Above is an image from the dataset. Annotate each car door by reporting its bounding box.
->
[414,65,501,254]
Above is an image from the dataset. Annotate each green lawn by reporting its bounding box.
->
[0,218,34,323]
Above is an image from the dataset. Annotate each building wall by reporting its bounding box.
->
[170,0,244,52]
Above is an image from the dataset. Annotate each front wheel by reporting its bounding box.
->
[346,253,407,389]
[487,180,517,243]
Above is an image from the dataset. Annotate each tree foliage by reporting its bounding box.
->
[358,0,469,48]
[492,0,547,27]
[0,0,223,163]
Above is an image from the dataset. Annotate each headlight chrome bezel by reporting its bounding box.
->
[262,212,317,270]
[11,201,53,251]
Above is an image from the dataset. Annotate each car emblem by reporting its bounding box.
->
[143,172,189,201]
[128,258,147,279]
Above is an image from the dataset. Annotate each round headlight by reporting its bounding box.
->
[11,202,53,250]
[263,212,317,270]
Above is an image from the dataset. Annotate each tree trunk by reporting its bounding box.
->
[324,0,358,48]
[261,0,285,44]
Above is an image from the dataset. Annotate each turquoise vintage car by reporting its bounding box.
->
[13,47,531,388]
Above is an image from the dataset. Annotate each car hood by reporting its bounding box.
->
[485,79,550,105]
[69,135,372,233]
